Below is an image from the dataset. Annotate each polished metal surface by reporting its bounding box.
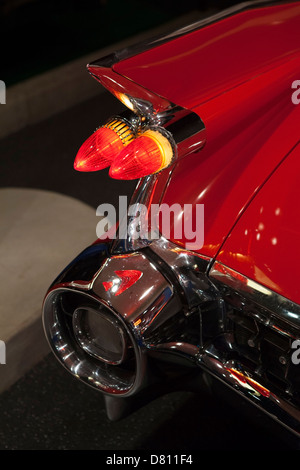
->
[114,101,207,168]
[199,351,300,436]
[149,237,213,312]
[42,244,185,397]
[200,259,300,436]
[43,221,300,434]
[209,261,300,328]
[111,174,160,254]
[165,109,206,160]
[43,288,145,396]
[91,251,174,324]
[119,98,206,151]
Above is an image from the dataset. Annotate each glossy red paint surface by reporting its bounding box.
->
[159,60,300,256]
[114,3,300,111]
[110,2,300,259]
[115,2,300,302]
[216,143,300,305]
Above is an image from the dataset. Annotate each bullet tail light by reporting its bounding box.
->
[109,128,176,180]
[74,118,135,172]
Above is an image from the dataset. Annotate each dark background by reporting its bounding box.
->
[0,0,246,86]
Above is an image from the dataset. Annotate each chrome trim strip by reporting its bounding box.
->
[199,353,300,437]
[209,261,300,328]
[149,237,213,312]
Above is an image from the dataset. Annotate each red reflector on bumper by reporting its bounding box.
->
[103,270,143,296]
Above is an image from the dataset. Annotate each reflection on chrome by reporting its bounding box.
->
[43,288,143,396]
[199,353,300,435]
[42,236,300,434]
[210,261,300,327]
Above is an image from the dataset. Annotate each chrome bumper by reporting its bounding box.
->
[43,238,300,436]
[42,239,210,403]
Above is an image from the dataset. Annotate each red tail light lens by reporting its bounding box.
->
[74,119,134,172]
[109,129,175,180]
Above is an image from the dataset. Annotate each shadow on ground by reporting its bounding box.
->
[0,353,298,450]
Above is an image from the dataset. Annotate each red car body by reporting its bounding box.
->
[43,1,300,437]
[109,1,300,303]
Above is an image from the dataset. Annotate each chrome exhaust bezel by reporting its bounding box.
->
[42,287,146,397]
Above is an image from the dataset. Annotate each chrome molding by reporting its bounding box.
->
[164,108,206,158]
[209,261,300,329]
[198,260,300,436]
[199,352,300,436]
[149,237,213,312]
[43,238,300,433]
[43,224,300,433]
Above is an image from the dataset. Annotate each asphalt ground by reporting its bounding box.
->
[0,353,297,451]
[0,91,300,452]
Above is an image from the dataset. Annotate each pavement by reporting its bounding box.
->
[1,12,201,396]
[0,187,97,393]
[0,352,297,451]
